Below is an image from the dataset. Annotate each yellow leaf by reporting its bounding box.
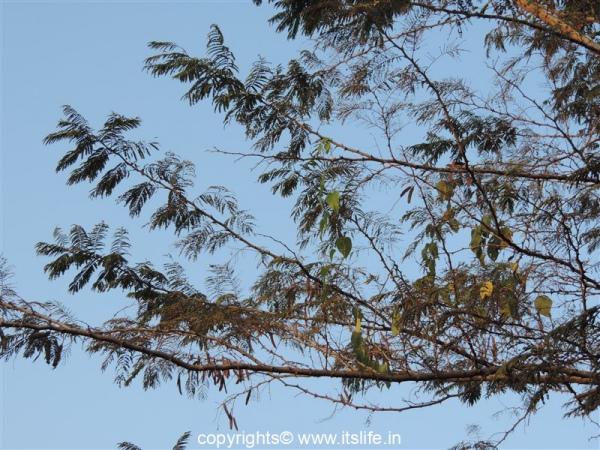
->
[480,281,494,299]
[534,295,553,318]
[355,316,362,333]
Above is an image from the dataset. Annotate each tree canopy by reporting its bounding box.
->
[2,1,600,446]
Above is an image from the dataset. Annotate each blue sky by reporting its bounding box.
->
[1,1,598,449]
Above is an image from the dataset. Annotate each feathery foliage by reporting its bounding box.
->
[2,1,600,446]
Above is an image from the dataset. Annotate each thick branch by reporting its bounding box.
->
[1,317,596,386]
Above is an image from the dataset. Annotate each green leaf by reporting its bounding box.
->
[335,235,352,258]
[449,218,460,233]
[508,296,519,319]
[421,242,438,276]
[471,226,487,265]
[320,265,331,279]
[470,226,483,250]
[325,190,340,212]
[482,214,492,228]
[391,313,401,336]
[499,296,519,320]
[534,295,553,318]
[425,223,436,238]
[436,180,454,201]
[476,247,486,265]
[487,236,500,261]
[426,242,438,259]
[432,242,439,259]
[499,300,511,320]
[378,362,389,374]
[350,330,368,367]
[425,258,436,276]
[319,210,330,237]
[504,276,518,292]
